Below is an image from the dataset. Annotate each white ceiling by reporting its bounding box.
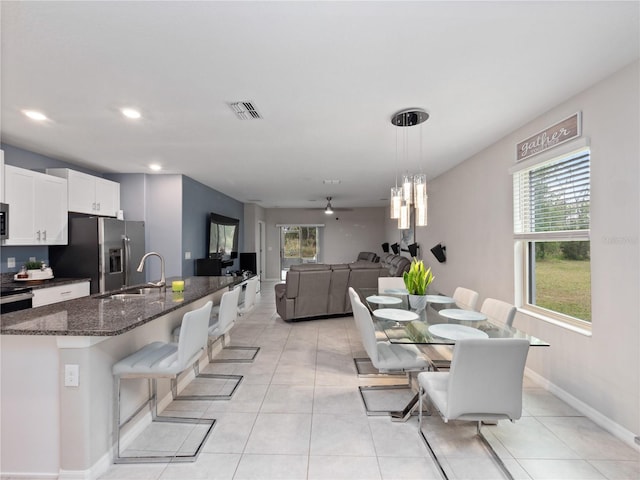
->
[2,1,638,209]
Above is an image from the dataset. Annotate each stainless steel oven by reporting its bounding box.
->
[0,287,33,313]
[0,203,8,240]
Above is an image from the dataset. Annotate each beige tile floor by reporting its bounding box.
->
[100,281,639,480]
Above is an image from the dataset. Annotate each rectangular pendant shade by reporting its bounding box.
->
[402,173,413,205]
[398,203,410,229]
[413,174,427,208]
[415,202,428,227]
[390,187,402,219]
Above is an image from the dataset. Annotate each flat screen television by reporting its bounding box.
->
[207,213,239,261]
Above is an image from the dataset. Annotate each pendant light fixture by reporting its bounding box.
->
[390,108,430,229]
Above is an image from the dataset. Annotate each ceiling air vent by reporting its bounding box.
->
[228,101,262,120]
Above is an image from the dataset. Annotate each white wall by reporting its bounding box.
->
[387,61,639,440]
[264,207,386,279]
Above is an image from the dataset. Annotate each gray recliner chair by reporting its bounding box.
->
[356,251,379,262]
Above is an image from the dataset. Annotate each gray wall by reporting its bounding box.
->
[386,61,640,441]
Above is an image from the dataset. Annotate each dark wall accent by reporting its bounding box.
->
[181,176,244,276]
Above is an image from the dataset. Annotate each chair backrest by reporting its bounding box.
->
[177,301,213,370]
[216,286,242,332]
[348,287,379,365]
[480,298,517,328]
[446,338,530,421]
[242,277,258,310]
[453,287,479,310]
[378,276,406,292]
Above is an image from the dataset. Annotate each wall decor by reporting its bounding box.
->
[516,112,581,162]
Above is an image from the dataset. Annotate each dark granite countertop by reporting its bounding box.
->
[1,276,91,290]
[1,276,241,337]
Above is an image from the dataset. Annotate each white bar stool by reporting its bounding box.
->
[210,280,260,363]
[112,301,214,463]
[172,287,244,401]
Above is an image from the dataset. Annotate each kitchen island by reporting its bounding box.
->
[0,275,246,479]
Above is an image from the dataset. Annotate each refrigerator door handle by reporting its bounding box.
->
[123,235,131,286]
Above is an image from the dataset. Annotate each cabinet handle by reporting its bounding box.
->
[60,291,72,295]
[36,230,41,241]
[42,230,47,241]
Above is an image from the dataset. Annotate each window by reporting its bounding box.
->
[279,225,321,279]
[513,148,591,326]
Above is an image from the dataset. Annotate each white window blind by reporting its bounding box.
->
[513,149,590,240]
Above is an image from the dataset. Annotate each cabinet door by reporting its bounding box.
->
[4,165,37,245]
[94,178,120,217]
[37,175,68,245]
[67,170,96,214]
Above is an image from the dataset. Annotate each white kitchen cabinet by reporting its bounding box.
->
[47,168,120,217]
[3,165,68,245]
[32,281,90,308]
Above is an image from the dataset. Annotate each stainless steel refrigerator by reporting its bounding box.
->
[50,217,146,294]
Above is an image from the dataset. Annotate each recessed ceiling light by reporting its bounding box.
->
[121,108,141,119]
[22,110,48,121]
[149,164,162,171]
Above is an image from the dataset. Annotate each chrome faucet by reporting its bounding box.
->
[136,252,166,290]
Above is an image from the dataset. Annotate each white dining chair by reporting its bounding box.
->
[112,301,215,463]
[418,338,530,480]
[480,298,517,328]
[452,286,479,310]
[348,287,431,420]
[377,276,406,293]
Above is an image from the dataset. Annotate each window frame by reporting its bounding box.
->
[512,144,592,331]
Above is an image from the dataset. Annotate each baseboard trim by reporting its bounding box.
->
[0,473,58,479]
[525,367,640,452]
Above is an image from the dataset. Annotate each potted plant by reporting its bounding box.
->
[403,258,434,312]
[25,260,43,271]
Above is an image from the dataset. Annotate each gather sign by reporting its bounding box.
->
[516,112,581,162]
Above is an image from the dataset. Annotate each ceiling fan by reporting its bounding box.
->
[306,197,353,213]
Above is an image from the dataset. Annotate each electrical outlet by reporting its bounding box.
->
[64,364,79,387]
[7,257,15,268]
[29,257,36,262]
[185,251,191,259]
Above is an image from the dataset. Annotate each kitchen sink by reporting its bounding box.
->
[97,286,165,300]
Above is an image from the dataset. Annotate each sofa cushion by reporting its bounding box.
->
[328,265,350,314]
[294,269,332,318]
[350,262,385,270]
[290,263,331,272]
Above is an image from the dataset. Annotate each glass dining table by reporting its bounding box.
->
[357,287,550,348]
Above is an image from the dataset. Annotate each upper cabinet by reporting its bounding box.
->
[47,168,120,217]
[4,165,68,245]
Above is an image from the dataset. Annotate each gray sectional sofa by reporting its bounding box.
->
[274,254,412,322]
